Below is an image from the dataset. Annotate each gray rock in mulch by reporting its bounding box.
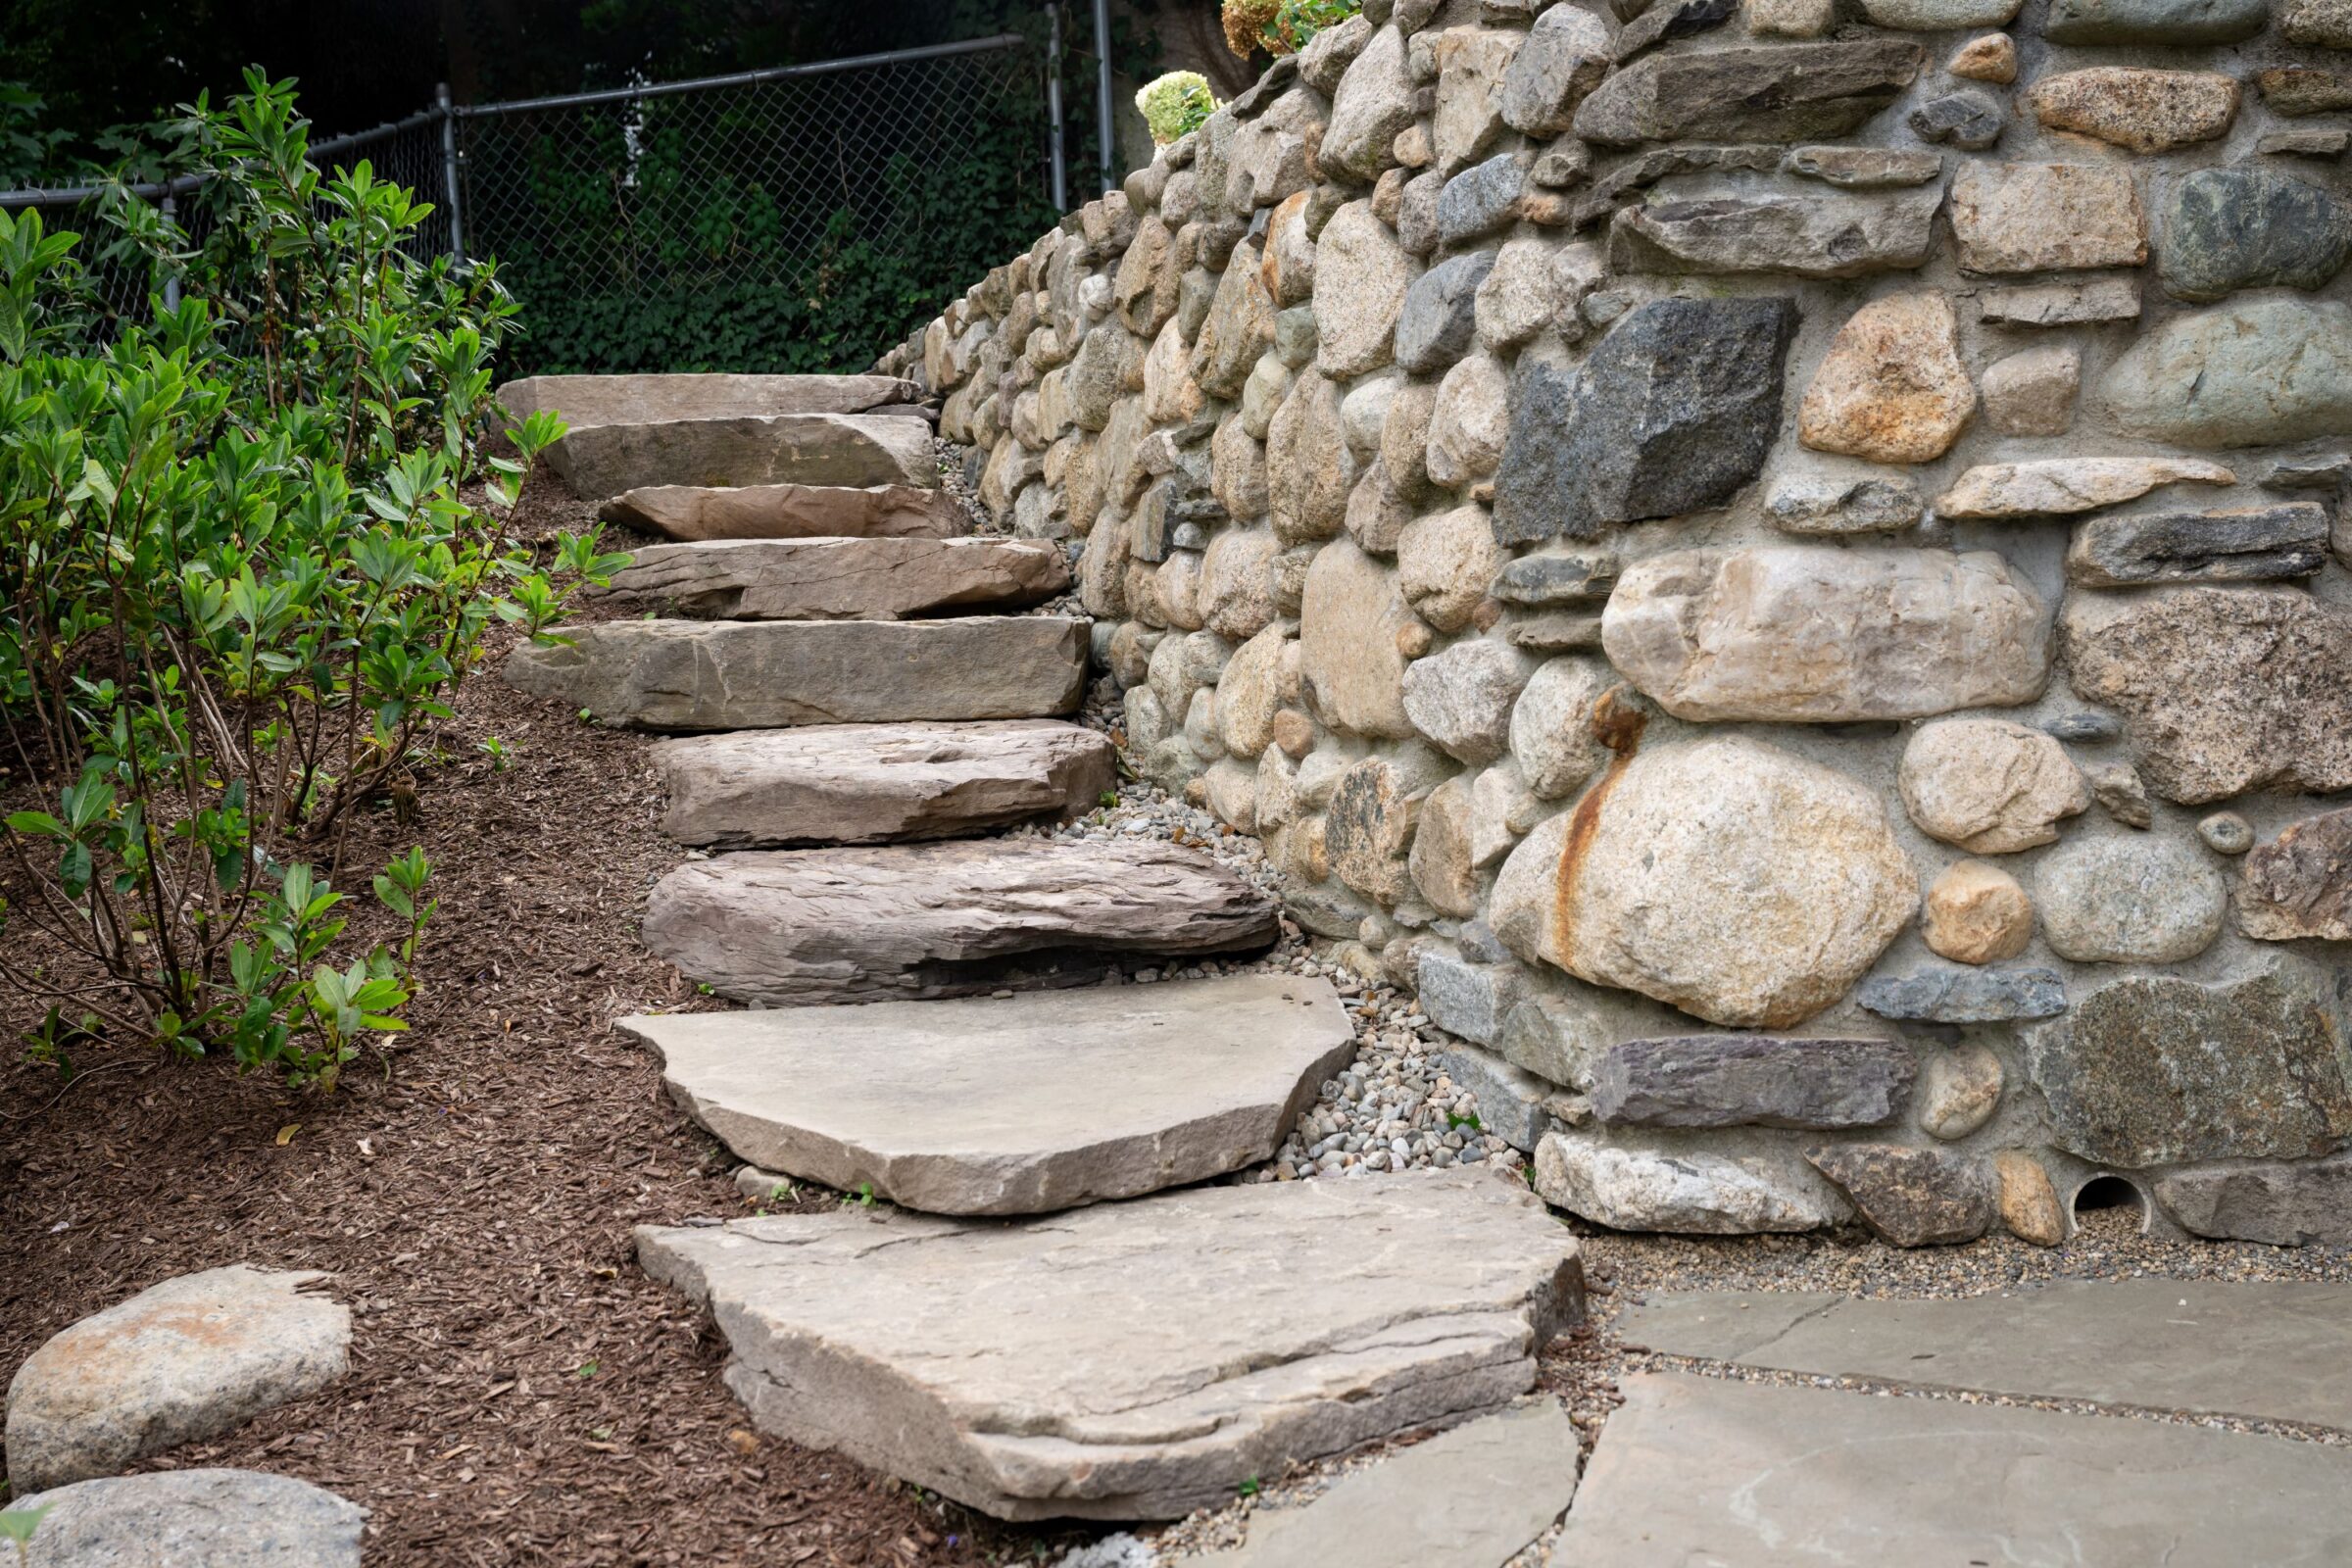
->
[502,616,1087,732]
[1615,1278,2352,1428]
[598,483,965,543]
[2,1468,365,1568]
[1562,1372,2352,1565]
[599,537,1067,620]
[654,720,1116,849]
[642,838,1280,1006]
[636,1170,1584,1521]
[619,975,1354,1215]
[545,412,938,499]
[4,1267,349,1494]
[1186,1400,1581,1567]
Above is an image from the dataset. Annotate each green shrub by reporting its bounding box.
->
[0,73,616,1088]
[1265,0,1363,52]
[1136,72,1218,146]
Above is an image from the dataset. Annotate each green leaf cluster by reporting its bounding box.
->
[0,72,607,1084]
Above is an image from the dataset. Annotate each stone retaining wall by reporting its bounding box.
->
[876,0,2352,1247]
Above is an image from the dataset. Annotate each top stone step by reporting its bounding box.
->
[497,372,924,429]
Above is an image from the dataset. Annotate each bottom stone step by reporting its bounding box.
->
[654,720,1117,849]
[620,976,1355,1214]
[643,839,1280,1005]
[637,1170,1584,1520]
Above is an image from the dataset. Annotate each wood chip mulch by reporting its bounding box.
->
[0,480,1082,1566]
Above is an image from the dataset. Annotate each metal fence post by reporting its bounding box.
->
[436,83,466,263]
[1093,0,1115,193]
[1048,3,1068,213]
[159,195,182,311]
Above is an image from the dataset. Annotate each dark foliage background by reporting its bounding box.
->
[2,0,1204,372]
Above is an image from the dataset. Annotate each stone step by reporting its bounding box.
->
[1617,1279,2352,1430]
[599,482,965,543]
[654,721,1115,849]
[544,411,937,499]
[636,1170,1584,1520]
[497,370,924,429]
[502,616,1086,732]
[1563,1372,2352,1563]
[619,975,1353,1214]
[642,838,1280,1006]
[602,536,1068,621]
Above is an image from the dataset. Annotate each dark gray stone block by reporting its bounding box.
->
[1493,297,1797,543]
[1857,965,2070,1024]
[1804,1142,1994,1247]
[1395,251,1497,373]
[1590,1035,1914,1130]
[2067,503,2332,587]
[2158,167,2352,303]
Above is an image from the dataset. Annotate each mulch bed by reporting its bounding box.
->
[0,478,1079,1566]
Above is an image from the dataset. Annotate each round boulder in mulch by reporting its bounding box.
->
[5,1266,350,1494]
[4,1467,364,1567]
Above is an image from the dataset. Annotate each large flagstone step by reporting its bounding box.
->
[654,721,1114,849]
[641,838,1280,1006]
[636,1170,1584,1520]
[599,482,964,542]
[619,975,1353,1214]
[602,536,1068,621]
[1618,1278,2352,1429]
[502,616,1085,732]
[542,411,938,498]
[496,371,925,429]
[1563,1372,2352,1563]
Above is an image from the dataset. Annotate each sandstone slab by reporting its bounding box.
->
[1608,187,1941,280]
[2067,504,2331,587]
[1590,1036,1913,1130]
[546,412,937,498]
[1934,456,2233,517]
[1601,547,2051,723]
[652,721,1114,849]
[3,1469,366,1568]
[2025,68,2238,155]
[1491,738,1915,1028]
[1978,276,2143,325]
[643,839,1279,1005]
[4,1267,349,1494]
[1571,42,1924,145]
[1191,1400,1579,1568]
[2097,299,2352,449]
[599,482,964,542]
[1982,344,2080,436]
[637,1171,1583,1520]
[1493,297,1796,543]
[2025,956,2352,1167]
[619,977,1352,1215]
[1535,1132,1847,1233]
[2239,806,2352,942]
[504,616,1086,731]
[602,537,1065,620]
[1764,473,1924,534]
[1950,162,2146,273]
[1805,1143,1994,1246]
[1797,292,1975,464]
[1617,1280,2352,1428]
[2060,587,2352,804]
[2046,0,2270,40]
[1567,1371,2352,1563]
[498,371,918,429]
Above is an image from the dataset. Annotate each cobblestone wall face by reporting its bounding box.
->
[880,0,2352,1248]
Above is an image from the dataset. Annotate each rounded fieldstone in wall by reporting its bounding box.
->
[1924,859,2035,964]
[1490,737,1915,1028]
[1313,201,1415,379]
[2034,834,2228,964]
[1298,540,1418,740]
[1397,506,1504,632]
[1918,1044,2006,1141]
[1507,656,1616,799]
[1899,718,2090,856]
[1796,292,1977,465]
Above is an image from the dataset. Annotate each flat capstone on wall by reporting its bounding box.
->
[875,0,2352,1250]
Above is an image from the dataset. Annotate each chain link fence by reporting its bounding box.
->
[0,33,1059,373]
